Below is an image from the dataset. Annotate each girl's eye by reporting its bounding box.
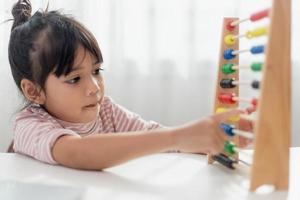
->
[93,67,104,75]
[66,77,80,84]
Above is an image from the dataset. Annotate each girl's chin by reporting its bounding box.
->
[81,105,100,121]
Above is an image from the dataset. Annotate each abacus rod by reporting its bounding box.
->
[240,114,255,122]
[230,18,249,26]
[232,34,246,39]
[234,157,251,167]
[233,129,254,139]
[231,63,263,71]
[232,49,249,55]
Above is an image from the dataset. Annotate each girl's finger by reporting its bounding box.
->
[246,106,257,114]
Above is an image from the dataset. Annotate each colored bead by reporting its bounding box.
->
[251,62,263,71]
[212,153,236,169]
[250,9,270,22]
[246,31,253,39]
[220,123,235,137]
[216,107,227,114]
[218,93,236,104]
[224,141,236,155]
[250,45,265,54]
[221,63,236,74]
[223,49,236,60]
[226,20,236,31]
[220,78,236,88]
[216,108,240,122]
[246,27,267,39]
[252,80,260,89]
[251,98,258,107]
[224,34,236,46]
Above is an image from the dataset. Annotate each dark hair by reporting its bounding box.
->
[8,0,103,94]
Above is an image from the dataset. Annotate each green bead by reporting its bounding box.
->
[251,62,263,71]
[224,141,236,155]
[221,64,235,74]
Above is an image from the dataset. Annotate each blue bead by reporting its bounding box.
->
[223,49,236,60]
[250,45,265,54]
[220,123,235,137]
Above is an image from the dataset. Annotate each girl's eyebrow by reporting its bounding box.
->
[69,66,84,73]
[69,62,101,74]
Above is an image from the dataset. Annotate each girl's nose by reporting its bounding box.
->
[86,76,101,96]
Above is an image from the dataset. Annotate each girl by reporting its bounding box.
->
[8,0,251,170]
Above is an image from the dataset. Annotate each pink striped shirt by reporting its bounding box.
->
[13,96,161,164]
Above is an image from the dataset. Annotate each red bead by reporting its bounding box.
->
[218,93,236,104]
[251,98,258,107]
[250,9,269,22]
[226,20,236,31]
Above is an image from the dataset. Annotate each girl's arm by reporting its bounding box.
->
[52,109,243,170]
[52,128,175,170]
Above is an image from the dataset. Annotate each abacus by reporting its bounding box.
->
[208,0,291,191]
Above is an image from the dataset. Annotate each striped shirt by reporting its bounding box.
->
[13,96,162,164]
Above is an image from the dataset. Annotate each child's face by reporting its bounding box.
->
[43,45,104,123]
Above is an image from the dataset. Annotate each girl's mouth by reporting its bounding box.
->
[83,98,102,109]
[86,104,96,107]
[83,102,98,109]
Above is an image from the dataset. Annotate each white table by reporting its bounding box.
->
[0,148,299,200]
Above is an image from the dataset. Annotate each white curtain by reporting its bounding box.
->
[0,0,299,151]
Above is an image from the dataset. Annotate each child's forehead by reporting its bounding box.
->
[73,46,100,66]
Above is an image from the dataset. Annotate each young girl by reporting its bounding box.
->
[9,0,251,170]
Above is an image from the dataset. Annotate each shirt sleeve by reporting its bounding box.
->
[104,97,163,132]
[13,112,78,165]
[105,97,179,153]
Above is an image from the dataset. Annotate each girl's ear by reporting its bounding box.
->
[20,79,46,105]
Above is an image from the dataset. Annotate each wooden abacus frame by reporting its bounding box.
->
[207,17,240,165]
[209,0,291,191]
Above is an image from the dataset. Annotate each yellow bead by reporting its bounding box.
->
[224,34,236,46]
[216,107,227,114]
[215,107,240,122]
[246,27,267,39]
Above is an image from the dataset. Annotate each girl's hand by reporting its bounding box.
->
[238,106,256,148]
[172,109,244,154]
